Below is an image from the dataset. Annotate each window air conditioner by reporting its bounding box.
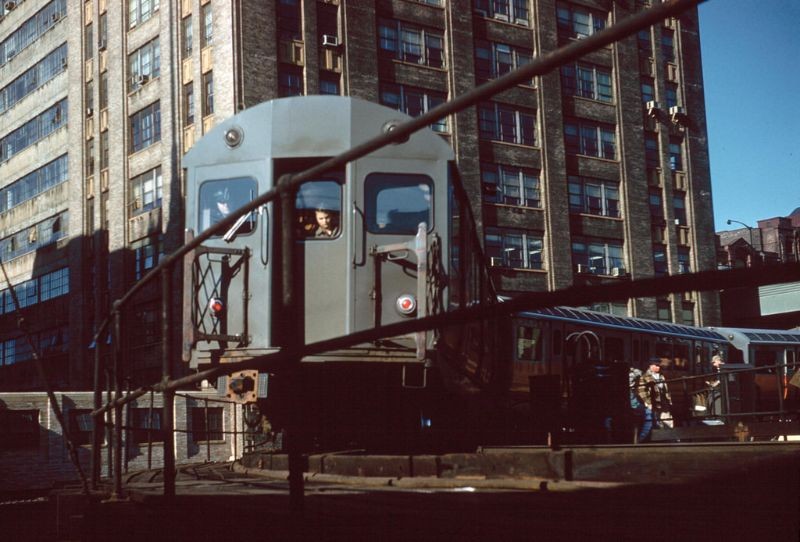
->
[98,40,107,52]
[322,34,339,47]
[646,100,660,111]
[134,74,149,86]
[611,266,626,277]
[669,106,684,116]
[577,264,588,274]
[86,107,94,117]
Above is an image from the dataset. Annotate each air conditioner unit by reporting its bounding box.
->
[611,266,626,277]
[646,100,660,111]
[669,106,685,116]
[577,264,588,274]
[5,1,17,11]
[133,198,142,210]
[322,34,339,47]
[134,74,149,86]
[98,40,107,51]
[86,107,94,117]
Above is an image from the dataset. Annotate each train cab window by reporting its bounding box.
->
[516,324,542,362]
[295,179,342,239]
[199,177,258,236]
[365,174,433,234]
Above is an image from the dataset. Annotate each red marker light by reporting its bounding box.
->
[396,294,416,316]
[209,297,224,316]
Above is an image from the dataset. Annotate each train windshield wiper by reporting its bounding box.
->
[222,212,251,242]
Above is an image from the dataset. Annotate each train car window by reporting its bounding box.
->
[365,174,433,234]
[727,346,744,363]
[516,324,542,362]
[604,337,624,363]
[199,177,258,236]
[671,339,690,374]
[295,179,342,239]
[754,349,778,374]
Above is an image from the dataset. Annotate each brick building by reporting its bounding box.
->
[717,208,800,328]
[0,0,719,393]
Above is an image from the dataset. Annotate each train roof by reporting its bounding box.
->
[518,306,728,343]
[708,326,800,346]
[183,96,454,168]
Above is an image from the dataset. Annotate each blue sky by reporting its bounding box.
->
[698,0,800,231]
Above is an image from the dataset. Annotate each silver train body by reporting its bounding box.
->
[182,96,457,370]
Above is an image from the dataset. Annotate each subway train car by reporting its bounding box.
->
[181,96,495,451]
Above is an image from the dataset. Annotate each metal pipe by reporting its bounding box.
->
[112,306,123,499]
[278,174,305,514]
[162,268,176,499]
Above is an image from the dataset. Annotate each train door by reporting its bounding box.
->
[287,168,348,344]
[352,159,438,356]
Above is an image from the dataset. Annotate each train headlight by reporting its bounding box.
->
[209,297,225,317]
[396,294,416,316]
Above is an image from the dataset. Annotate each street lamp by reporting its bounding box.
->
[726,219,755,249]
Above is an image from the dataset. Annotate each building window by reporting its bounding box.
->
[0,410,39,449]
[0,154,68,214]
[649,189,664,219]
[1,0,68,68]
[277,0,302,40]
[99,12,108,50]
[645,133,659,168]
[474,0,529,25]
[128,0,160,29]
[637,29,652,56]
[99,72,108,109]
[68,409,94,445]
[0,212,69,262]
[202,72,214,116]
[319,75,340,95]
[130,408,163,444]
[681,303,695,326]
[582,301,628,316]
[561,62,613,102]
[86,139,95,176]
[479,102,536,146]
[481,163,540,208]
[669,139,683,171]
[475,40,532,82]
[572,239,624,275]
[378,19,445,69]
[201,3,213,47]
[278,66,304,97]
[318,2,339,43]
[656,298,671,321]
[38,267,69,302]
[677,246,691,274]
[130,167,163,216]
[556,3,606,41]
[130,102,161,153]
[485,227,544,270]
[1,99,67,163]
[381,83,448,133]
[131,235,163,281]
[0,44,68,116]
[568,176,620,217]
[653,244,667,276]
[184,83,194,125]
[131,302,160,346]
[191,407,224,442]
[661,30,675,63]
[640,79,655,104]
[665,83,679,109]
[182,16,193,58]
[100,131,109,170]
[673,195,686,226]
[564,120,615,159]
[129,39,160,90]
[85,23,94,60]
